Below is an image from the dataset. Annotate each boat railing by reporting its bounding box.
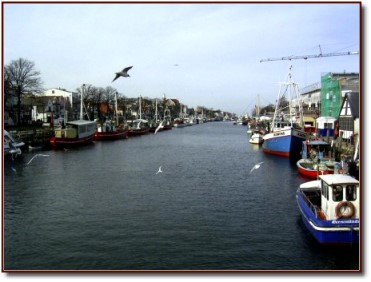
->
[300,189,327,220]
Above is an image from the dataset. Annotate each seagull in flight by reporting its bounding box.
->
[154,121,164,134]
[112,66,133,82]
[26,154,49,166]
[249,162,264,174]
[156,166,163,174]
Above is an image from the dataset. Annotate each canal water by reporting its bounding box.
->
[3,122,359,271]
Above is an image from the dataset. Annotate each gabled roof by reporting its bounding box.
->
[340,92,359,119]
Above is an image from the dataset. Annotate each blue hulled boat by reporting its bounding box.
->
[262,124,306,157]
[296,174,359,244]
[262,66,307,158]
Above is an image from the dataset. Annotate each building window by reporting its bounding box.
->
[339,117,354,131]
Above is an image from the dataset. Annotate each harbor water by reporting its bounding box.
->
[3,122,359,271]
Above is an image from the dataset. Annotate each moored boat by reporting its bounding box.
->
[296,174,359,244]
[94,123,128,140]
[262,124,307,157]
[50,120,96,147]
[4,130,25,158]
[94,91,129,141]
[249,130,264,144]
[128,119,150,136]
[262,66,307,158]
[173,118,187,128]
[296,158,336,179]
[50,85,96,148]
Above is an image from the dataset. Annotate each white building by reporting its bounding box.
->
[44,88,74,106]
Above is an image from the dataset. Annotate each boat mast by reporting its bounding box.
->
[155,99,158,123]
[80,84,85,120]
[287,65,304,127]
[115,91,118,125]
[139,96,142,119]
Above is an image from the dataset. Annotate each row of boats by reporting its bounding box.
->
[247,122,360,245]
[247,124,360,245]
[49,117,175,148]
[244,66,360,246]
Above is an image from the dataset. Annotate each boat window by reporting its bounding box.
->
[346,185,357,201]
[332,185,343,202]
[321,181,329,200]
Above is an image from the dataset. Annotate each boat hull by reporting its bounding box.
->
[297,159,332,179]
[249,134,264,144]
[94,130,128,141]
[128,128,150,136]
[50,134,95,147]
[262,127,306,158]
[296,190,359,244]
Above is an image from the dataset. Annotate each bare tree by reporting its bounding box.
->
[4,58,43,125]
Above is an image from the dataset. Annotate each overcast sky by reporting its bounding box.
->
[3,2,360,115]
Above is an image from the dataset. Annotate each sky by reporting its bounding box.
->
[3,1,360,115]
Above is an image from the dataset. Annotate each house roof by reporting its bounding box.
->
[342,92,359,119]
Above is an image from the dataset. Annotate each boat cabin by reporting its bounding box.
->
[54,120,96,139]
[97,120,116,133]
[318,174,359,220]
[301,140,331,159]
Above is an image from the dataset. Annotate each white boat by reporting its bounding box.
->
[4,130,25,158]
[173,118,187,128]
[249,130,264,144]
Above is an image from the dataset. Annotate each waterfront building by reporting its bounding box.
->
[320,72,359,118]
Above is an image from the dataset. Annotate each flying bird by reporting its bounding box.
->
[154,121,164,134]
[112,66,133,82]
[156,166,163,174]
[26,154,49,166]
[249,162,264,174]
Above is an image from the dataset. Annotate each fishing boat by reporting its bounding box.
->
[262,66,307,158]
[296,158,338,179]
[50,85,96,148]
[94,121,128,140]
[297,139,339,179]
[50,120,96,147]
[161,107,173,131]
[94,92,128,140]
[249,130,264,144]
[127,97,150,136]
[173,118,187,128]
[4,130,25,158]
[296,174,359,244]
[128,119,150,136]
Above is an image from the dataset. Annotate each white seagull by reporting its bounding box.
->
[154,121,164,134]
[249,162,264,174]
[26,154,49,166]
[156,166,163,174]
[112,66,133,82]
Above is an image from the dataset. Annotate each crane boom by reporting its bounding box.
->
[260,51,359,63]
